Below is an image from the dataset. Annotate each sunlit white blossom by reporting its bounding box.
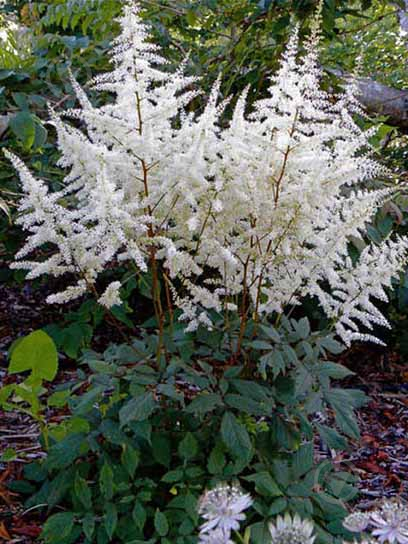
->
[5,0,408,345]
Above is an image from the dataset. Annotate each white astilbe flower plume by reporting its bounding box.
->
[5,0,408,345]
[269,513,316,544]
[98,281,122,309]
[198,483,252,543]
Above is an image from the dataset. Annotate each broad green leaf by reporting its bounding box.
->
[186,9,197,25]
[249,521,270,544]
[74,473,92,510]
[73,385,105,416]
[46,468,76,507]
[161,468,183,483]
[33,120,48,149]
[319,362,354,380]
[319,336,344,354]
[294,317,310,339]
[244,471,282,497]
[46,433,87,470]
[316,424,348,451]
[100,462,114,500]
[268,497,287,515]
[221,412,252,461]
[224,394,268,416]
[185,392,223,415]
[9,330,58,381]
[1,447,17,462]
[132,501,146,530]
[207,443,226,475]
[119,392,156,427]
[178,432,198,461]
[154,510,169,537]
[292,442,313,478]
[82,513,95,541]
[121,444,140,477]
[231,379,270,402]
[250,340,272,350]
[325,389,368,439]
[42,512,74,542]
[312,491,348,519]
[104,503,118,539]
[259,324,281,342]
[151,434,171,467]
[9,111,35,149]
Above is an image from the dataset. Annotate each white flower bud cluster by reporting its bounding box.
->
[6,1,408,344]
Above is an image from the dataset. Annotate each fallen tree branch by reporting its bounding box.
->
[328,67,408,132]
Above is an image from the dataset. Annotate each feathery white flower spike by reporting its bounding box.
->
[98,281,122,309]
[5,0,408,345]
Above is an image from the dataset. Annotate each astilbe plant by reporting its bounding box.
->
[5,1,408,349]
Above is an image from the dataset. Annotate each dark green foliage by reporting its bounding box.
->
[15,317,364,543]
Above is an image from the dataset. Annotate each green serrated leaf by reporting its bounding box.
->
[9,111,36,149]
[151,433,171,467]
[316,424,348,451]
[132,500,146,530]
[244,471,282,497]
[178,432,198,461]
[119,393,156,427]
[104,503,118,539]
[121,444,140,477]
[42,512,74,542]
[221,412,252,462]
[154,510,169,537]
[185,392,223,415]
[74,473,92,510]
[82,513,95,540]
[46,433,87,470]
[319,362,354,380]
[100,462,114,500]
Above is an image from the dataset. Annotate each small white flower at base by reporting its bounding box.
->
[370,502,408,544]
[198,483,252,542]
[198,528,234,544]
[343,512,371,533]
[98,281,122,308]
[268,513,316,544]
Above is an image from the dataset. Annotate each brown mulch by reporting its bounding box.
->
[0,282,408,541]
[334,345,408,508]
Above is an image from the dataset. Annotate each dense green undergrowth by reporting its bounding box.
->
[3,316,365,543]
